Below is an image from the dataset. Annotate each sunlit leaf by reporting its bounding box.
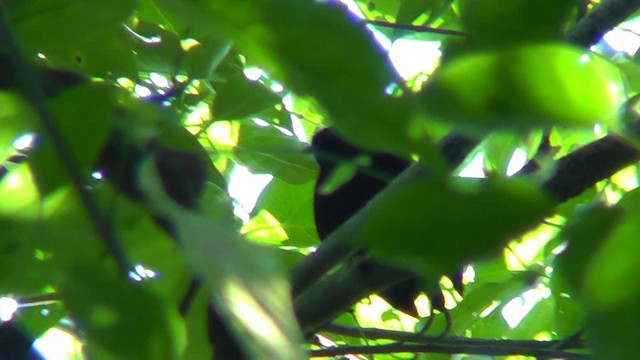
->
[461,0,574,48]
[421,43,626,132]
[153,0,418,154]
[29,83,119,196]
[584,191,640,309]
[8,0,136,61]
[234,123,318,184]
[139,157,305,359]
[59,267,185,359]
[359,174,554,276]
[253,178,318,247]
[0,92,38,152]
[212,74,281,120]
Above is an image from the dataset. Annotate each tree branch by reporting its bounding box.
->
[566,0,640,47]
[294,125,640,333]
[543,131,640,202]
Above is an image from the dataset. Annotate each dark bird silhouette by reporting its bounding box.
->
[311,127,423,317]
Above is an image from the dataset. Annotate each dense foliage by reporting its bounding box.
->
[0,0,639,359]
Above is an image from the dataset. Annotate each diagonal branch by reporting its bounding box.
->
[292,0,640,337]
[294,124,640,334]
[566,0,640,47]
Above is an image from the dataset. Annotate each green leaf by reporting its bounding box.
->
[131,21,182,74]
[0,92,38,153]
[8,0,136,60]
[212,74,281,120]
[106,192,189,305]
[588,296,640,360]
[397,0,431,24]
[234,123,318,184]
[17,302,66,339]
[183,36,233,79]
[421,43,626,133]
[0,163,39,217]
[59,266,185,359]
[0,217,54,294]
[482,132,526,174]
[139,157,305,359]
[154,0,417,155]
[35,187,103,266]
[584,193,640,309]
[29,83,119,196]
[360,175,553,276]
[183,289,213,360]
[552,204,623,298]
[450,269,539,336]
[461,0,574,48]
[253,178,318,247]
[43,29,137,79]
[131,21,232,79]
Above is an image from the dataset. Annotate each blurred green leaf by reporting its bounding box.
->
[35,188,103,266]
[8,0,136,62]
[234,123,318,184]
[212,74,281,120]
[397,0,431,24]
[59,266,185,359]
[588,295,640,360]
[183,289,213,360]
[584,191,640,309]
[130,21,231,79]
[461,0,574,48]
[43,29,137,79]
[18,302,66,339]
[360,175,554,276]
[0,217,54,294]
[29,83,119,196]
[131,21,183,74]
[154,0,418,154]
[421,43,626,133]
[253,178,318,247]
[552,204,623,298]
[0,92,38,152]
[139,157,305,359]
[482,132,525,174]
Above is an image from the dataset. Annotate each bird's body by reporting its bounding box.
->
[311,127,422,317]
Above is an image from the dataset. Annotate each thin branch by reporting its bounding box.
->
[323,323,586,348]
[309,341,587,359]
[366,20,465,36]
[315,324,588,358]
[0,5,131,274]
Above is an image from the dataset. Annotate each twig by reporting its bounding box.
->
[317,324,587,358]
[0,5,131,274]
[365,20,464,36]
[314,324,588,358]
[309,341,587,359]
